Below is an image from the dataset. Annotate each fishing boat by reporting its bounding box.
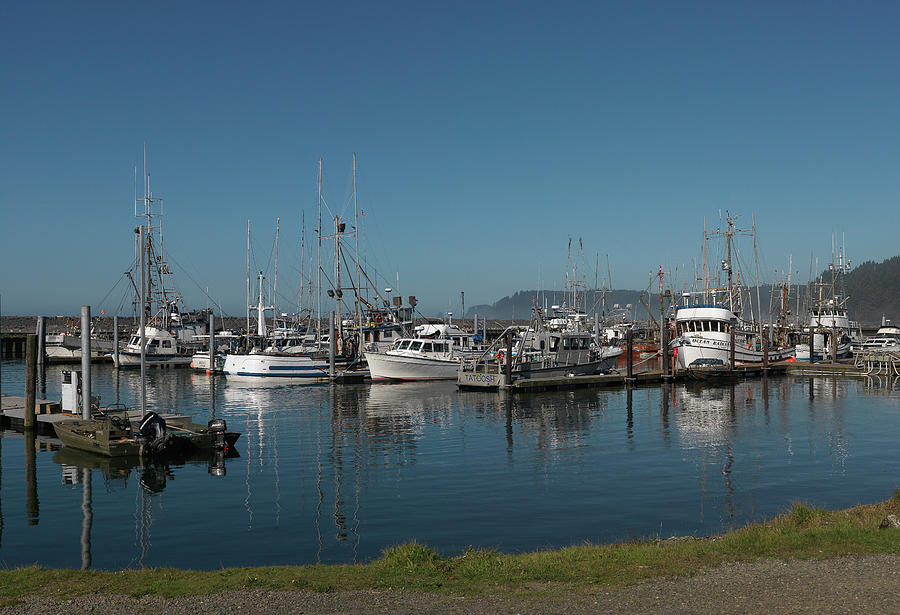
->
[53,410,240,458]
[672,213,795,368]
[45,326,115,362]
[794,244,856,361]
[112,167,203,368]
[365,324,477,382]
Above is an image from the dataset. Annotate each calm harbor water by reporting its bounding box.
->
[0,360,898,570]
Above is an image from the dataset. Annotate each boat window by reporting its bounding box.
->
[130,336,139,345]
[397,340,411,350]
[422,342,433,352]
[540,340,546,351]
[162,340,172,348]
[384,331,392,339]
[409,341,423,351]
[549,337,559,352]
[150,340,160,347]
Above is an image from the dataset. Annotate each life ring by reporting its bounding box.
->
[495,349,505,362]
[374,314,384,325]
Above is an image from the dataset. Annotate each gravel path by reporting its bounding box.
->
[4,555,898,614]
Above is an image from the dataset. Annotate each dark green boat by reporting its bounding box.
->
[53,410,240,458]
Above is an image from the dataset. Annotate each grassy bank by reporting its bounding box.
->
[2,491,899,602]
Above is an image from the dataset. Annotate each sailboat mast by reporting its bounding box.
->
[273,217,279,320]
[316,158,322,343]
[246,220,251,337]
[335,216,342,338]
[299,211,305,319]
[353,152,361,353]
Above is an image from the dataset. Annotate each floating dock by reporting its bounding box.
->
[459,360,866,392]
[1,395,190,436]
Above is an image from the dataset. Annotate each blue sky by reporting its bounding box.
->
[2,2,898,317]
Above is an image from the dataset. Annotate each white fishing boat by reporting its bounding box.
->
[45,330,115,362]
[673,303,793,368]
[671,213,795,368]
[794,244,855,361]
[113,163,203,368]
[115,326,192,367]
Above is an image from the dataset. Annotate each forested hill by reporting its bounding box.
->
[838,255,900,325]
[467,256,900,327]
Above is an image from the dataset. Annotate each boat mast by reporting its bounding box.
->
[752,213,762,334]
[273,217,279,322]
[335,215,342,343]
[725,214,733,313]
[246,220,251,339]
[702,216,707,303]
[353,152,361,355]
[299,210,305,321]
[317,159,322,343]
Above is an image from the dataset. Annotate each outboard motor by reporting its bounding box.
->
[139,412,172,455]
[208,418,228,451]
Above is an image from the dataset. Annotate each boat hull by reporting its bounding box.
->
[222,353,333,382]
[114,351,193,368]
[675,334,794,368]
[365,351,460,381]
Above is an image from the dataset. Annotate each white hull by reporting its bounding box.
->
[676,334,794,368]
[191,353,226,371]
[222,353,332,382]
[114,351,192,368]
[365,351,460,381]
[794,343,852,362]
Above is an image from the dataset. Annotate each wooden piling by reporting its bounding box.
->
[24,334,37,430]
[36,316,46,366]
[729,319,736,369]
[762,329,769,369]
[626,327,634,381]
[25,429,39,525]
[505,330,513,382]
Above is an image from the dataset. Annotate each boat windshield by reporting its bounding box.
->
[396,340,411,351]
[409,341,423,352]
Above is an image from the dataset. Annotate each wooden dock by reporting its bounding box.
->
[1,395,190,436]
[461,360,866,393]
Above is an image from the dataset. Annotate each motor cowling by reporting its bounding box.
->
[208,418,228,450]
[139,412,167,442]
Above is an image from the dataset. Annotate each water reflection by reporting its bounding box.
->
[25,430,39,525]
[2,362,899,570]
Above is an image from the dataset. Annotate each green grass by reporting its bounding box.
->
[2,490,899,601]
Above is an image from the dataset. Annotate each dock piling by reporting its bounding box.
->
[626,327,634,382]
[209,312,215,374]
[36,316,46,366]
[329,311,336,378]
[729,318,736,369]
[81,305,91,420]
[25,429,39,525]
[24,334,37,430]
